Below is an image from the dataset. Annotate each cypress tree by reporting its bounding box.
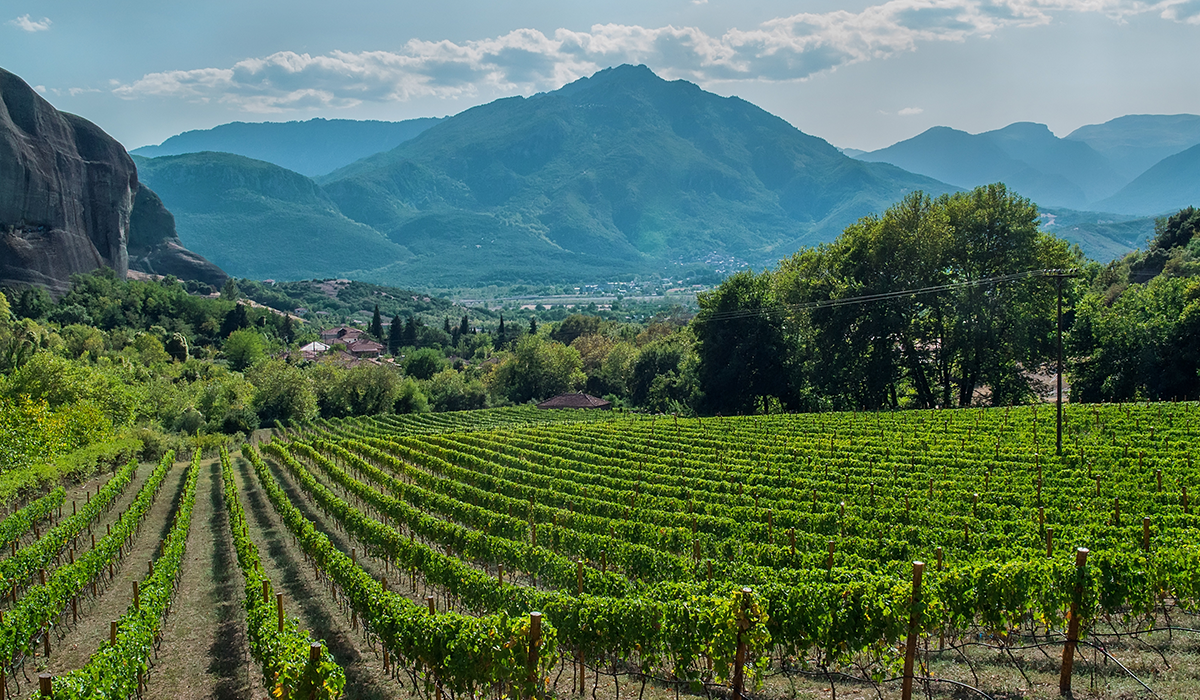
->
[529,317,538,335]
[403,317,418,348]
[370,304,384,340]
[459,315,470,338]
[388,314,403,355]
[497,315,507,348]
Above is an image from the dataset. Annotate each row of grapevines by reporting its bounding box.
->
[243,445,557,696]
[260,440,779,687]
[40,449,201,698]
[0,460,138,603]
[219,447,345,698]
[0,488,64,551]
[0,452,172,669]
[304,410,1200,661]
[284,441,639,596]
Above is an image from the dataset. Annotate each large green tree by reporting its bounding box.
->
[693,270,794,414]
[488,335,584,403]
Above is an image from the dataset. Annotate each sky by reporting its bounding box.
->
[2,0,1198,152]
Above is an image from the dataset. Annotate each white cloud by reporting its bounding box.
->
[7,14,51,32]
[112,0,1189,111]
[898,106,924,115]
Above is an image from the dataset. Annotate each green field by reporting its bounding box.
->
[4,404,1198,699]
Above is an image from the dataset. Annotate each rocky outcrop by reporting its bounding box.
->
[128,185,228,288]
[0,67,225,294]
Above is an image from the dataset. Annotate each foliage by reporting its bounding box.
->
[224,328,266,370]
[1069,274,1200,401]
[488,334,585,404]
[221,448,345,698]
[403,348,446,381]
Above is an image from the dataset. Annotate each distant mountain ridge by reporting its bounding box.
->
[313,64,954,286]
[1066,114,1200,181]
[132,117,442,177]
[134,152,409,280]
[855,115,1200,216]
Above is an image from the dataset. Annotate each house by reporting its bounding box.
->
[319,325,365,344]
[298,341,330,354]
[346,338,384,358]
[536,393,612,410]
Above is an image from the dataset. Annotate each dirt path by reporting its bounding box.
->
[42,461,189,674]
[233,453,396,700]
[145,458,253,700]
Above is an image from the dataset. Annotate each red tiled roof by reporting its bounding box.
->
[536,393,612,409]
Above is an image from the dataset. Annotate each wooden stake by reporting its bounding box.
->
[277,592,284,633]
[110,621,117,645]
[731,588,752,700]
[133,581,139,610]
[39,674,51,698]
[901,561,925,700]
[526,612,543,697]
[262,580,270,603]
[1059,548,1090,696]
[1142,517,1151,551]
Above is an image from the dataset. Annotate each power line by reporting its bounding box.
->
[701,268,1076,322]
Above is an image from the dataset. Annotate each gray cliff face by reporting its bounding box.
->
[0,68,134,293]
[0,67,226,294]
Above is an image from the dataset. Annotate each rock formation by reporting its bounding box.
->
[0,67,224,294]
[128,182,228,288]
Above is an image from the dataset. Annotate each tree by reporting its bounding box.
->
[388,314,403,355]
[326,364,402,417]
[551,314,601,345]
[497,315,507,348]
[1069,274,1200,401]
[488,335,584,403]
[529,317,538,335]
[459,315,470,338]
[281,315,295,345]
[693,270,794,414]
[220,303,249,337]
[403,348,446,380]
[402,317,418,348]
[248,359,317,427]
[221,278,241,302]
[224,329,266,371]
[370,304,384,340]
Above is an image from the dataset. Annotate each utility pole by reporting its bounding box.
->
[1047,270,1079,456]
[1056,274,1063,456]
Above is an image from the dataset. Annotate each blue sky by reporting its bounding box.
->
[3,0,1198,151]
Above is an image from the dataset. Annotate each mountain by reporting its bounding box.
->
[1039,208,1156,262]
[315,64,954,287]
[132,117,442,177]
[0,66,222,293]
[1066,114,1200,181]
[855,122,1124,208]
[134,152,410,280]
[1091,143,1200,216]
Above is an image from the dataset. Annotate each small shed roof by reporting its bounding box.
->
[536,392,612,410]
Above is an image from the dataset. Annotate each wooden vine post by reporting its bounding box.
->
[576,559,585,693]
[731,587,753,700]
[901,561,924,700]
[1059,548,1090,696]
[526,612,543,700]
[39,673,51,698]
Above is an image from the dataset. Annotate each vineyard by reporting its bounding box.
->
[0,403,1196,698]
